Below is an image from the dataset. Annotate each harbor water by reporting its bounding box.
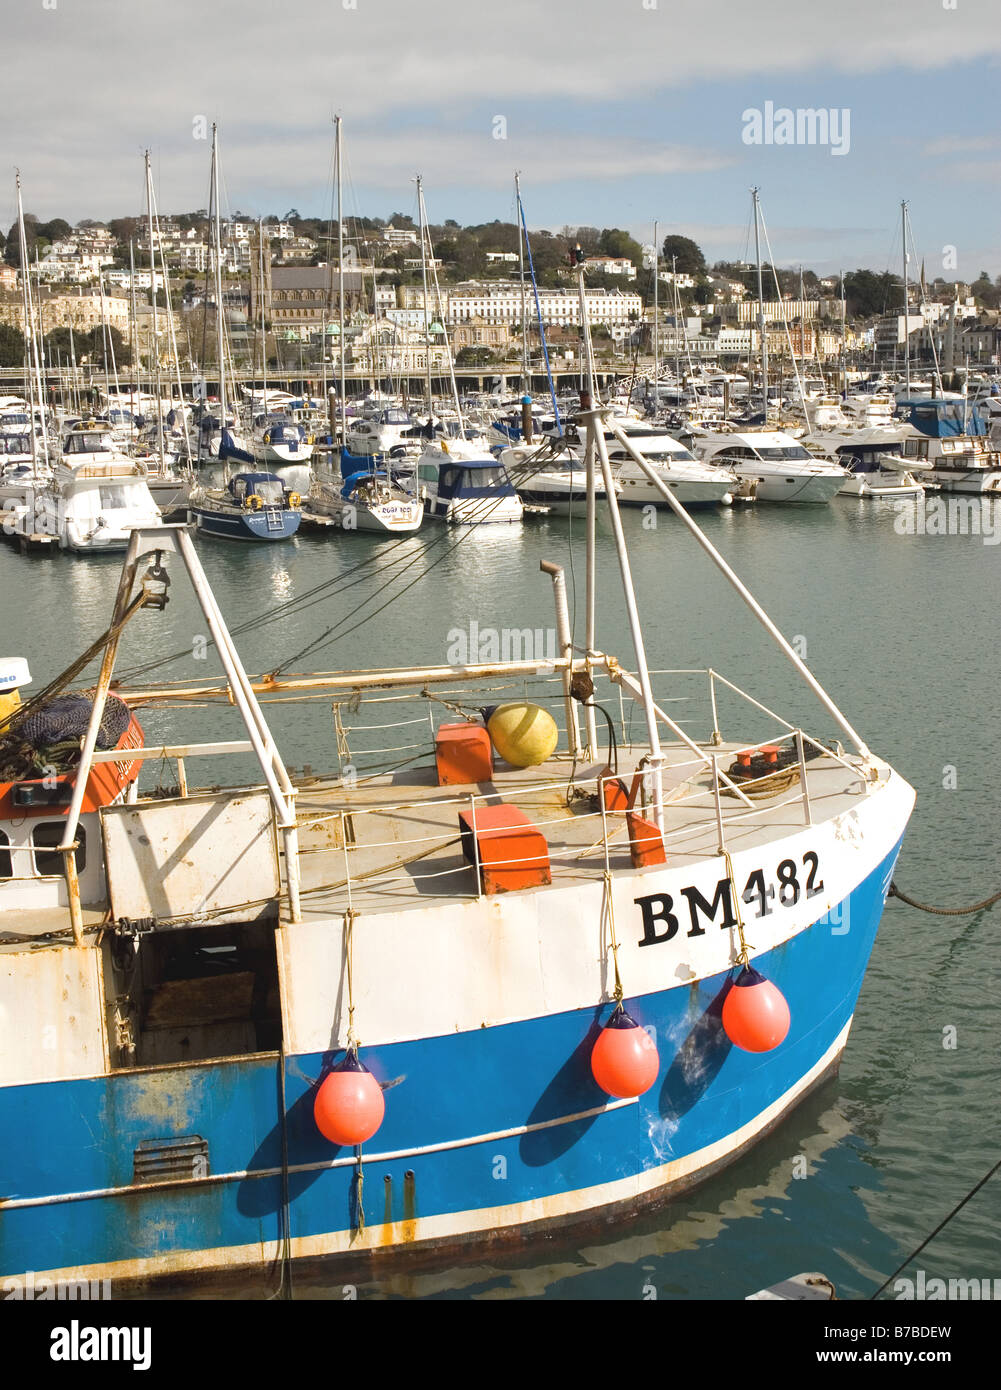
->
[2,493,999,1300]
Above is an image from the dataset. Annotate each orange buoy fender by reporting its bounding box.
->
[590,1007,660,1098]
[721,965,791,1052]
[313,1049,385,1146]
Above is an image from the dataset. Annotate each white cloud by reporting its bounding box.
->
[3,0,1001,219]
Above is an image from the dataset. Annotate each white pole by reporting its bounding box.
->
[902,200,910,398]
[336,115,347,448]
[753,188,768,423]
[573,250,664,825]
[602,415,872,758]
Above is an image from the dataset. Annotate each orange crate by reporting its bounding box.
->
[435,722,494,786]
[458,803,551,894]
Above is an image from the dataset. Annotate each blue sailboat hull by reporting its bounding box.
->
[188,507,301,542]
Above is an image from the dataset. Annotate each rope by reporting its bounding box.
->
[269,1041,294,1302]
[721,847,751,966]
[420,688,481,723]
[888,881,1001,916]
[870,1155,1001,1300]
[598,794,624,1005]
[343,905,358,1049]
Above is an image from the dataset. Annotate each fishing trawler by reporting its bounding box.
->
[0,251,915,1296]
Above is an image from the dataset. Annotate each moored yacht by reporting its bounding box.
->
[691,429,848,504]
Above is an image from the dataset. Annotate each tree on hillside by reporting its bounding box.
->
[843,269,903,318]
[109,217,141,248]
[661,235,706,276]
[0,323,25,367]
[599,227,643,267]
[4,215,38,267]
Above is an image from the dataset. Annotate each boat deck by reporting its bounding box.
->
[290,741,872,921]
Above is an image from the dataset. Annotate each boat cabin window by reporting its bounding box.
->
[65,432,111,454]
[32,822,86,876]
[0,829,10,879]
[1,435,32,455]
[98,484,133,509]
[250,479,285,505]
[753,445,813,461]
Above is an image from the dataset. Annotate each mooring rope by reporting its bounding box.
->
[870,1155,1001,1299]
[888,881,1001,916]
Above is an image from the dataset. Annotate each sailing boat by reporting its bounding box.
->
[188,129,300,542]
[131,152,194,519]
[306,117,422,534]
[691,192,847,503]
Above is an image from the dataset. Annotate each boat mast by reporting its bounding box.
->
[211,125,227,427]
[902,199,910,397]
[516,171,528,389]
[839,270,847,398]
[258,217,268,412]
[128,240,140,427]
[16,171,49,475]
[753,187,768,423]
[335,115,346,449]
[652,220,659,399]
[145,150,165,466]
[416,175,434,422]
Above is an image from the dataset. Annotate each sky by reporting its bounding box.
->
[4,0,1001,278]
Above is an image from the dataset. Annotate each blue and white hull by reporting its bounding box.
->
[188,505,301,542]
[0,766,913,1291]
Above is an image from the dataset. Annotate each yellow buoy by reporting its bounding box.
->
[486,702,559,768]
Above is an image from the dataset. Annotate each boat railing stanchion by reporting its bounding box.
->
[795,728,813,826]
[470,793,483,899]
[176,756,188,798]
[711,753,726,856]
[708,669,722,745]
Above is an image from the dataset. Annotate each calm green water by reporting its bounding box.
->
[2,492,1000,1301]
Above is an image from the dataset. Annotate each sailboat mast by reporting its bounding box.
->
[416,174,434,420]
[258,217,268,412]
[652,220,659,400]
[209,126,227,425]
[840,269,847,398]
[16,170,49,475]
[335,115,346,448]
[516,170,528,386]
[901,200,910,397]
[753,188,768,423]
[128,241,139,426]
[145,151,164,464]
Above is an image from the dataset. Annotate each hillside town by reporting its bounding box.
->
[1,207,998,382]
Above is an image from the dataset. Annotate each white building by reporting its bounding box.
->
[104,269,166,294]
[382,224,418,249]
[446,281,642,330]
